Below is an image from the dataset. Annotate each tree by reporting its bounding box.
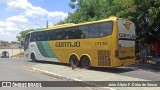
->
[16,29,34,42]
[67,0,102,23]
[0,40,9,47]
[66,0,135,23]
[131,0,160,44]
[56,20,67,25]
[59,0,160,47]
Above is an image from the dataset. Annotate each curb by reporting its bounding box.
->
[24,66,116,90]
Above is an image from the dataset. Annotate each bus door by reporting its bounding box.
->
[24,33,31,58]
[118,19,136,60]
[24,33,31,51]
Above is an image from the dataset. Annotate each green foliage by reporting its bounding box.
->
[60,0,160,45]
[15,0,160,53]
[16,29,34,42]
[66,0,135,23]
[132,0,160,44]
[56,20,67,25]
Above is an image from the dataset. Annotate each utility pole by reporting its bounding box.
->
[46,20,48,28]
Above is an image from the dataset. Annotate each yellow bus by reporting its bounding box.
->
[23,16,136,69]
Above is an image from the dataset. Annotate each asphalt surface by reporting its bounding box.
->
[0,58,96,90]
[0,58,160,90]
[28,58,160,81]
[1,58,160,81]
[90,63,160,81]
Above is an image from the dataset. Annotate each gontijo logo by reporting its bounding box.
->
[123,21,132,30]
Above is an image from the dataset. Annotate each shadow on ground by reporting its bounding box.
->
[128,63,160,73]
[27,60,68,66]
[27,60,135,73]
[27,60,160,74]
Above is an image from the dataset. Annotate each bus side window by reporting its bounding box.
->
[37,32,42,41]
[88,23,99,38]
[78,25,88,39]
[57,32,61,40]
[65,28,74,39]
[48,30,55,40]
[30,33,34,42]
[24,33,30,51]
[44,31,49,41]
[81,35,85,38]
[31,32,38,42]
[56,29,65,40]
[99,22,113,37]
[73,27,82,39]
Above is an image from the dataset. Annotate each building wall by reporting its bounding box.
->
[0,49,24,57]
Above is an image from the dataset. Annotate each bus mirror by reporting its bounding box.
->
[21,38,25,46]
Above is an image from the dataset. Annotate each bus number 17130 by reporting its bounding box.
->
[95,42,108,46]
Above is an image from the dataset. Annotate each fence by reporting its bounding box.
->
[0,49,24,57]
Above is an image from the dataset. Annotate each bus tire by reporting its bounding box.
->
[31,53,37,62]
[80,56,91,69]
[69,55,79,68]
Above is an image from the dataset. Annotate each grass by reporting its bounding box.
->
[11,52,24,58]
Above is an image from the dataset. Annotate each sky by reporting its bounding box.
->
[0,0,74,42]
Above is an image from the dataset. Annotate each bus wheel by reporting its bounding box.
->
[31,53,36,62]
[80,56,91,69]
[69,55,79,68]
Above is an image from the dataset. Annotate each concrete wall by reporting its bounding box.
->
[0,49,24,57]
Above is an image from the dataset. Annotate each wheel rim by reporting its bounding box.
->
[70,56,79,66]
[31,54,36,61]
[81,57,90,69]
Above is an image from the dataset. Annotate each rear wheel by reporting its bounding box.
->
[69,55,79,67]
[81,56,91,69]
[31,53,37,62]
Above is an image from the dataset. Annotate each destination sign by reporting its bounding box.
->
[55,41,80,47]
[119,33,136,39]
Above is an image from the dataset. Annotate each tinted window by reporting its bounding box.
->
[64,27,74,39]
[74,27,83,39]
[30,33,34,42]
[44,31,50,41]
[54,29,65,40]
[88,23,99,38]
[24,33,30,51]
[25,33,30,42]
[78,25,88,38]
[29,21,113,41]
[37,31,44,41]
[99,22,113,37]
[48,30,55,40]
[31,32,38,42]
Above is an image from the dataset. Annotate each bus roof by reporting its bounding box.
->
[46,23,75,30]
[27,16,118,34]
[45,16,118,30]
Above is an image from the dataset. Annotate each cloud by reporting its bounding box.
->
[7,0,68,19]
[0,28,4,33]
[0,0,8,3]
[0,21,15,28]
[48,11,68,19]
[5,0,68,24]
[0,21,4,26]
[0,0,68,41]
[6,15,28,23]
[7,0,32,10]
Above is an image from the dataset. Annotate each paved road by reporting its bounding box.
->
[2,58,160,81]
[0,58,95,90]
[0,58,159,90]
[91,63,160,81]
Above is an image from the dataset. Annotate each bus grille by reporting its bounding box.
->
[97,50,111,66]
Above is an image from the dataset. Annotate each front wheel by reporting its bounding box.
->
[31,53,37,62]
[69,55,79,68]
[81,56,91,69]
